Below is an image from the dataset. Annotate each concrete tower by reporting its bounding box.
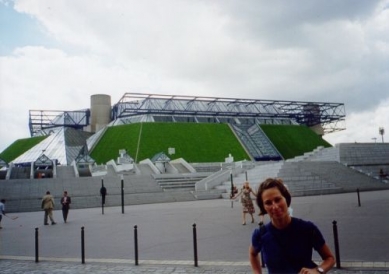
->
[90,94,111,132]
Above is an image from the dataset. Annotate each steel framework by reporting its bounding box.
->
[28,93,346,136]
[112,93,346,134]
[29,109,90,136]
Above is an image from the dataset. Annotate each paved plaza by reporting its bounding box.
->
[1,190,389,273]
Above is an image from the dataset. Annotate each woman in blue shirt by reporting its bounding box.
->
[249,178,335,274]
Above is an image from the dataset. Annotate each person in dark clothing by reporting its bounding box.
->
[249,178,335,274]
[100,185,107,205]
[60,191,71,223]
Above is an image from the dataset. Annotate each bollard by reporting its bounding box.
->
[332,221,341,268]
[100,179,105,215]
[134,225,139,265]
[230,172,234,208]
[35,227,39,263]
[121,175,125,214]
[193,223,198,267]
[81,226,85,264]
[357,188,361,207]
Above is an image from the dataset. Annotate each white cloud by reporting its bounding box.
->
[1,0,389,151]
[324,99,389,145]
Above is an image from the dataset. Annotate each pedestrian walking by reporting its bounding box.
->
[231,181,256,225]
[60,191,71,223]
[0,199,5,229]
[41,191,56,225]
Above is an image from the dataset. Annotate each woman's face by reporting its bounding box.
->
[262,187,289,220]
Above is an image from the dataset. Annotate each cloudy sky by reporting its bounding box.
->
[1,0,389,152]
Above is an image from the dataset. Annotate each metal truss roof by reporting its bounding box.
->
[112,93,346,134]
[28,93,346,136]
[29,109,90,136]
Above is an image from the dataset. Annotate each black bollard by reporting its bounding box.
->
[332,221,341,268]
[121,176,125,214]
[193,223,198,267]
[81,226,85,264]
[230,172,234,208]
[35,227,39,263]
[101,179,105,215]
[357,188,361,207]
[134,225,139,265]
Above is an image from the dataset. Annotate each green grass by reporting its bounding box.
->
[1,123,332,165]
[0,136,48,163]
[261,124,332,159]
[90,123,250,164]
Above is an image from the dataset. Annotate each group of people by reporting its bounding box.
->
[1,184,107,229]
[41,190,72,225]
[4,177,335,273]
[1,192,72,228]
[41,185,107,225]
[232,178,335,273]
[2,185,108,227]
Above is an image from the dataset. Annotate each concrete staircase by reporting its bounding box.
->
[55,166,76,179]
[231,124,282,161]
[218,162,283,198]
[153,172,213,191]
[276,161,340,196]
[216,144,389,199]
[295,161,388,192]
[286,146,338,162]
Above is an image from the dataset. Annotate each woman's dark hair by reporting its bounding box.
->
[256,178,291,214]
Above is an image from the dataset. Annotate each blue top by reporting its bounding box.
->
[251,217,325,273]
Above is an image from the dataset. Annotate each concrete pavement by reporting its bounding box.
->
[1,259,389,273]
[1,190,389,273]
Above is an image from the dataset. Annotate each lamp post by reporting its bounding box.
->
[379,127,385,143]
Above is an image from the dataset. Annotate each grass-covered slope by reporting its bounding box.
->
[261,124,332,160]
[90,122,250,164]
[0,136,48,163]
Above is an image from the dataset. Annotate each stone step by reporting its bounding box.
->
[191,190,223,200]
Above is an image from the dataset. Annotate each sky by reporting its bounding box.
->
[1,0,389,152]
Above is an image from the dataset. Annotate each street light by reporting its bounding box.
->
[379,127,385,143]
